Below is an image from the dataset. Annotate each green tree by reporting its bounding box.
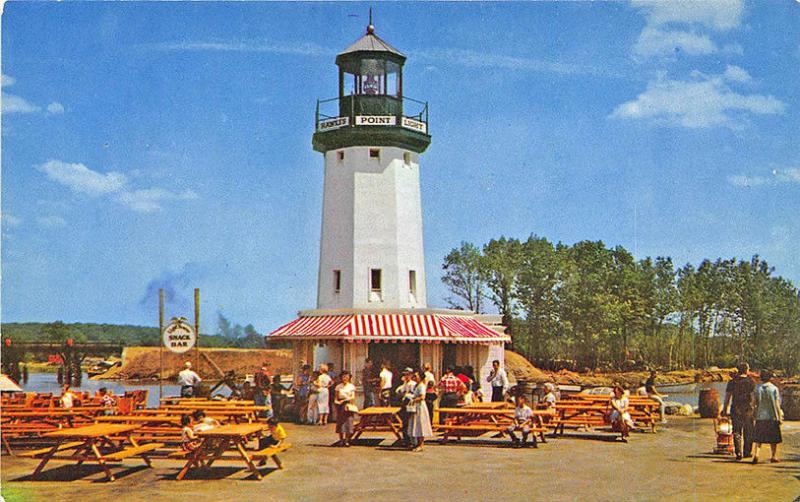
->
[441,241,486,312]
[481,237,524,328]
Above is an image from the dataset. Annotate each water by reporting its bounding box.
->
[19,372,182,408]
[656,381,728,408]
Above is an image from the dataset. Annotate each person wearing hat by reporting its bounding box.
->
[178,361,202,398]
[395,367,417,446]
[253,363,272,418]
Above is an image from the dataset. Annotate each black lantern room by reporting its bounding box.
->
[313,16,431,154]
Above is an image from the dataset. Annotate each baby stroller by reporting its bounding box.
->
[713,417,734,455]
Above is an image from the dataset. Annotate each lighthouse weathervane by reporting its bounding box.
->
[313,12,431,310]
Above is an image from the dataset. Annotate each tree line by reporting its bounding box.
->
[442,237,800,375]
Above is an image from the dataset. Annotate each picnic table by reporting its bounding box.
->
[174,423,286,481]
[559,396,661,432]
[134,408,258,423]
[436,407,549,446]
[351,407,403,441]
[459,401,512,409]
[20,424,162,482]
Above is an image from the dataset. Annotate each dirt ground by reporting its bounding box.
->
[2,417,798,502]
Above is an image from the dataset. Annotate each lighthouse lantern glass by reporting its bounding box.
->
[341,58,401,97]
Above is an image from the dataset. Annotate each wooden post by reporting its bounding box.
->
[194,288,200,375]
[159,288,164,401]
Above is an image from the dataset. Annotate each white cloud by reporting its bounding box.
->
[37,215,67,228]
[1,74,16,87]
[632,0,744,31]
[634,27,718,57]
[145,40,331,57]
[1,213,23,227]
[38,160,127,196]
[39,159,199,213]
[610,69,784,128]
[412,48,619,78]
[117,188,168,212]
[722,65,751,83]
[2,94,42,114]
[728,168,800,188]
[46,102,65,114]
[630,0,744,60]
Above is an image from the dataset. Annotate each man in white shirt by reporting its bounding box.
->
[178,361,202,397]
[379,361,393,406]
[486,359,509,402]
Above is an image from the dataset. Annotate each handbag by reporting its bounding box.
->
[345,403,359,413]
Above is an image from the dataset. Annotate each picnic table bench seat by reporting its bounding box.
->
[102,442,164,461]
[17,441,86,458]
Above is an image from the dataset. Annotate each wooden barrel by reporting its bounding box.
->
[782,385,800,421]
[698,388,721,418]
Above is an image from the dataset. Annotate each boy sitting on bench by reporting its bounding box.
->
[258,418,287,466]
[507,395,534,447]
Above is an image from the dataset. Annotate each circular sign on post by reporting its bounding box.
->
[163,317,196,354]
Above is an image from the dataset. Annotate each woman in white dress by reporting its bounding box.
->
[610,385,634,442]
[317,364,333,425]
[408,372,434,451]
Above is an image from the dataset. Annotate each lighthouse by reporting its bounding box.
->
[313,18,431,311]
[268,17,508,398]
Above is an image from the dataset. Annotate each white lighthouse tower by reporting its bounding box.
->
[313,18,431,311]
[269,17,508,396]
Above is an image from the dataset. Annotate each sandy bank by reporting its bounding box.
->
[95,346,293,380]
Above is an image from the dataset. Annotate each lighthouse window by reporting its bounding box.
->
[369,148,380,160]
[370,269,382,292]
[333,270,341,293]
[409,270,417,296]
[403,152,412,165]
[337,151,345,162]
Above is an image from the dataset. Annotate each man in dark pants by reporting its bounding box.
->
[395,368,416,446]
[723,362,756,460]
[486,359,509,402]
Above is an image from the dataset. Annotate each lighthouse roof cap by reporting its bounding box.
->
[338,31,405,60]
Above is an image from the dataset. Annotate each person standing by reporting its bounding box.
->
[294,364,311,424]
[334,371,357,447]
[487,360,509,402]
[723,363,756,460]
[438,366,465,424]
[317,364,333,426]
[307,370,321,425]
[396,368,417,446]
[408,371,433,451]
[178,362,202,398]
[752,370,783,464]
[423,363,437,420]
[362,358,378,408]
[379,361,393,406]
[253,364,271,418]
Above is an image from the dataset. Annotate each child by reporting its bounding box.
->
[181,415,202,451]
[258,418,288,466]
[191,409,220,432]
[507,395,534,447]
[98,387,117,416]
[542,383,558,414]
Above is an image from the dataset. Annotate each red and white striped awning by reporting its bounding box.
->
[268,313,508,344]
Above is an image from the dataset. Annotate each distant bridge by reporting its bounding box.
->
[2,338,125,386]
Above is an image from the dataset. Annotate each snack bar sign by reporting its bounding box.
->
[162,317,196,354]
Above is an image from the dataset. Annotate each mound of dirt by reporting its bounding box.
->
[98,346,293,381]
[504,350,548,383]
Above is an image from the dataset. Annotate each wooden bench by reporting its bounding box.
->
[250,443,291,469]
[102,443,164,462]
[17,441,85,458]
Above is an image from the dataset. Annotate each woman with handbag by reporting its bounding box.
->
[752,370,783,464]
[334,371,357,447]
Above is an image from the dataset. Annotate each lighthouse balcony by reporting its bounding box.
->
[313,95,431,153]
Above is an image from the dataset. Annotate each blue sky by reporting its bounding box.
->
[2,1,799,334]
